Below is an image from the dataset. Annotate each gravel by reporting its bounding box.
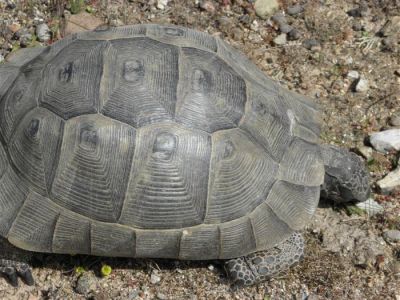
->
[0,0,400,298]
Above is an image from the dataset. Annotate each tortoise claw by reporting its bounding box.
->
[0,260,34,287]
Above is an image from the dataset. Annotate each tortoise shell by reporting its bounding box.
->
[0,24,323,260]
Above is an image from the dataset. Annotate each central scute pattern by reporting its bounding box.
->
[0,25,324,259]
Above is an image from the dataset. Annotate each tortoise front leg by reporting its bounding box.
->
[225,232,304,285]
[0,259,34,287]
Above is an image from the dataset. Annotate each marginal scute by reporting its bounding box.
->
[119,123,211,229]
[52,212,91,255]
[101,38,179,127]
[8,192,58,253]
[219,217,256,259]
[9,108,64,196]
[249,203,293,250]
[91,222,135,257]
[51,114,136,222]
[0,168,29,236]
[40,40,105,119]
[179,225,219,260]
[205,129,278,223]
[135,229,181,258]
[175,47,246,133]
[265,181,320,230]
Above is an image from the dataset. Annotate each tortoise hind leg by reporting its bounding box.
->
[225,232,304,285]
[0,259,34,287]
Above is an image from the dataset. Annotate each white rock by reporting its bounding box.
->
[356,198,384,216]
[0,54,4,64]
[347,70,360,80]
[355,77,369,92]
[377,166,400,194]
[370,129,400,153]
[156,0,168,10]
[273,33,287,45]
[254,0,279,19]
[36,23,51,42]
[150,273,161,284]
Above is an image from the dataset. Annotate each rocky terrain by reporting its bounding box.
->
[0,0,399,299]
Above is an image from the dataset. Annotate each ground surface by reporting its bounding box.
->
[0,0,399,299]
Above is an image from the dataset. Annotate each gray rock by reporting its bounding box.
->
[377,166,400,194]
[75,272,98,295]
[356,198,384,216]
[389,113,400,127]
[273,33,287,45]
[271,13,286,26]
[287,4,304,15]
[356,145,373,161]
[279,23,293,34]
[254,0,279,19]
[352,22,363,31]
[303,38,320,50]
[288,29,301,40]
[383,230,400,242]
[370,129,400,153]
[36,23,51,42]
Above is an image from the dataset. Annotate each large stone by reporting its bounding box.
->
[254,0,280,19]
[370,129,400,153]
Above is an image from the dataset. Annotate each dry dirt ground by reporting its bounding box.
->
[0,0,400,299]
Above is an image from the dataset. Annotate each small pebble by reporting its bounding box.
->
[287,4,304,15]
[254,0,279,19]
[389,113,400,127]
[354,77,369,92]
[273,33,287,45]
[356,145,373,161]
[0,54,4,63]
[150,273,161,284]
[36,23,51,42]
[302,38,320,50]
[288,28,301,40]
[356,198,384,216]
[208,264,214,271]
[279,23,293,34]
[352,22,363,31]
[156,0,168,10]
[271,13,286,26]
[347,70,360,80]
[199,0,216,13]
[75,272,98,295]
[157,292,168,300]
[383,230,400,242]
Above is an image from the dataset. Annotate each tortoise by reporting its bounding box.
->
[0,24,370,286]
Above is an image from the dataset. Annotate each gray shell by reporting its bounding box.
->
[0,24,324,260]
